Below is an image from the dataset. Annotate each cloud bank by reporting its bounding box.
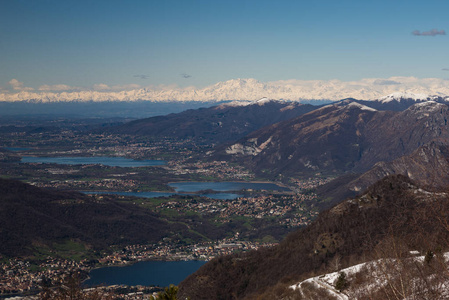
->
[373,79,401,86]
[412,29,446,36]
[38,84,80,91]
[133,75,149,79]
[8,79,34,91]
[93,83,141,91]
[1,77,449,102]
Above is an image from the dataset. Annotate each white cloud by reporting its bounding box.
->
[38,84,80,91]
[8,79,34,91]
[93,83,141,91]
[110,83,140,91]
[373,79,401,85]
[145,83,180,91]
[93,83,111,91]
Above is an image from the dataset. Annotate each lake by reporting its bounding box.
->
[4,147,31,152]
[84,260,206,287]
[85,181,288,200]
[20,156,166,167]
[168,181,290,192]
[86,191,243,200]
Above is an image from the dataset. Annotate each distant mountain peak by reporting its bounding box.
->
[379,92,438,103]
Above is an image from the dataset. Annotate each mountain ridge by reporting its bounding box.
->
[212,100,449,177]
[106,99,317,144]
[2,77,449,102]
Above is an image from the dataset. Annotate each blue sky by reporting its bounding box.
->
[1,0,448,90]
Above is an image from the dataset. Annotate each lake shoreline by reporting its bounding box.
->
[20,156,167,167]
[83,259,207,288]
[82,256,207,283]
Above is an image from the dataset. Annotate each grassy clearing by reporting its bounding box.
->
[51,240,89,261]
[159,208,180,217]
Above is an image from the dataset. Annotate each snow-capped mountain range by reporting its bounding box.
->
[1,77,449,102]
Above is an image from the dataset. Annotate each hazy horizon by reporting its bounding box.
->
[1,0,447,100]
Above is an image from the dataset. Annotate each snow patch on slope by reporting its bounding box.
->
[346,102,377,111]
[290,262,366,300]
[255,97,271,105]
[290,253,449,299]
[217,101,254,108]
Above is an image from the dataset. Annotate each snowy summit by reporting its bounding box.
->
[379,92,437,103]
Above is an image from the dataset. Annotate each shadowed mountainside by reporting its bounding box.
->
[0,178,187,257]
[316,140,449,207]
[106,100,316,144]
[212,101,449,178]
[179,175,449,299]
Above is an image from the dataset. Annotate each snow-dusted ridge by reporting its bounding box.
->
[216,101,254,108]
[346,102,377,111]
[407,101,448,115]
[217,97,279,108]
[378,92,444,103]
[413,100,444,108]
[316,100,377,112]
[254,97,271,105]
